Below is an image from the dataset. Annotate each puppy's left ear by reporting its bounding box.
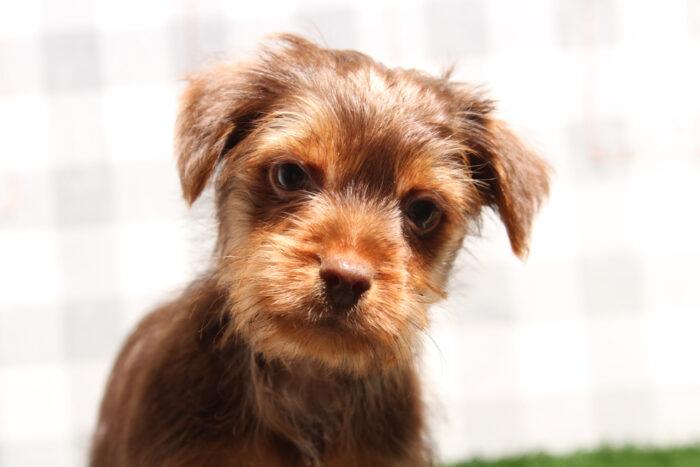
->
[470,118,551,260]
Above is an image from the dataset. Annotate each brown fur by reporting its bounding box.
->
[91,34,550,466]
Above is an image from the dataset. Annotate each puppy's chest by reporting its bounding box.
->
[256,362,373,435]
[252,362,422,460]
[172,371,423,467]
[176,439,417,467]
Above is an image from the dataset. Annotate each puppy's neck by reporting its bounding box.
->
[191,277,421,462]
[249,354,354,456]
[246,348,419,462]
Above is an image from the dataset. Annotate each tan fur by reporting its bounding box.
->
[91,34,550,466]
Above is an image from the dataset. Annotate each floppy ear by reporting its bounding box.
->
[176,65,237,204]
[471,118,551,260]
[175,62,284,204]
[175,34,325,205]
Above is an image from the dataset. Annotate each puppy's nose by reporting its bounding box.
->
[319,255,373,308]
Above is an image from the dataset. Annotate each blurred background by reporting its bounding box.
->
[1,0,700,465]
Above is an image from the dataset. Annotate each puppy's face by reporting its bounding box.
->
[176,35,550,373]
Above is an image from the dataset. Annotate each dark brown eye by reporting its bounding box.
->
[274,162,309,191]
[406,199,442,233]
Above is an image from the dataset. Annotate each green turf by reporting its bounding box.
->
[443,445,700,467]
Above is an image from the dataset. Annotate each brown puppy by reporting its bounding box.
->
[90,34,550,467]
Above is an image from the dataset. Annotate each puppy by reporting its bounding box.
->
[90,34,549,467]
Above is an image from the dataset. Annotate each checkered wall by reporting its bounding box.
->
[1,0,699,465]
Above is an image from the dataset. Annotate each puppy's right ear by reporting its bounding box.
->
[175,64,271,205]
[175,35,322,204]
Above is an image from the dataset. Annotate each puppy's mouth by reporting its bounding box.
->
[307,316,353,335]
[278,297,365,333]
[311,306,362,329]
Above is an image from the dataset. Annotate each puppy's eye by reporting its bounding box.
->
[406,199,442,233]
[273,163,309,191]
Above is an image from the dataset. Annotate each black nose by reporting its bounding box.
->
[319,255,373,308]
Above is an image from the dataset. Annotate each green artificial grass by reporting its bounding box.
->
[444,445,700,467]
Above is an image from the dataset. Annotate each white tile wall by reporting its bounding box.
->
[1,0,699,464]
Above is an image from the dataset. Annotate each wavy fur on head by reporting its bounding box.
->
[91,34,550,467]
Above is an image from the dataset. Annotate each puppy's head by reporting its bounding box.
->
[176,34,550,373]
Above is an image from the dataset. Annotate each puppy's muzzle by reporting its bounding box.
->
[319,254,373,308]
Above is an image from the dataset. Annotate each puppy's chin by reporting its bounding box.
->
[246,313,418,375]
[225,273,428,374]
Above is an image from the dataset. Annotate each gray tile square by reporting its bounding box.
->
[0,171,54,229]
[653,388,700,439]
[511,259,582,320]
[169,18,231,77]
[296,6,358,50]
[425,0,487,59]
[58,225,117,302]
[460,399,526,455]
[557,0,618,48]
[0,38,42,95]
[579,250,644,315]
[100,27,172,85]
[41,30,101,92]
[111,160,183,221]
[0,307,64,365]
[67,364,112,438]
[568,119,631,180]
[521,395,598,449]
[690,0,700,36]
[62,299,123,360]
[589,317,651,389]
[593,389,655,443]
[41,0,93,33]
[449,261,514,322]
[0,439,84,467]
[52,164,113,226]
[48,93,107,165]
